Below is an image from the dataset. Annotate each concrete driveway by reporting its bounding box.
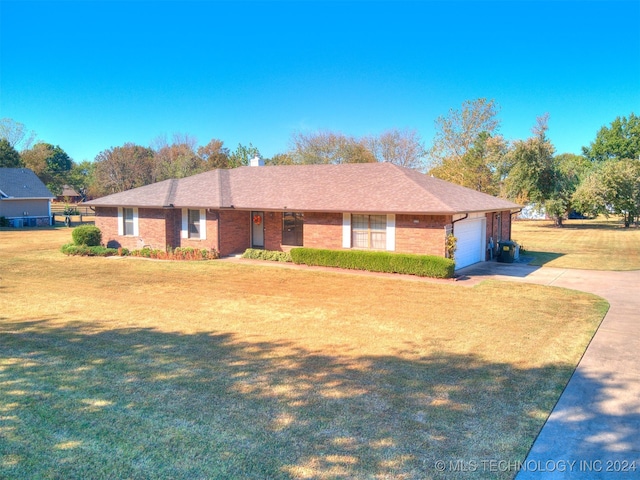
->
[456,262,640,479]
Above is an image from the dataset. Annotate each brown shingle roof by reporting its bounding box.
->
[86,163,520,214]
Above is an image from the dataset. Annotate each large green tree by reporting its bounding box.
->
[365,128,427,170]
[229,143,261,168]
[427,98,501,170]
[289,131,375,164]
[93,143,154,195]
[582,113,640,163]
[265,153,295,166]
[0,138,23,167]
[0,118,36,151]
[573,158,640,227]
[430,131,508,195]
[542,153,594,225]
[503,115,575,224]
[20,142,73,195]
[66,160,96,201]
[197,139,232,169]
[152,135,204,181]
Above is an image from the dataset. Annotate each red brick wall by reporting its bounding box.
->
[165,209,181,250]
[263,211,283,251]
[94,207,122,248]
[96,207,505,259]
[485,211,513,259]
[177,209,219,252]
[219,210,250,256]
[501,211,512,241]
[95,207,221,253]
[138,208,169,249]
[303,212,344,250]
[395,214,450,256]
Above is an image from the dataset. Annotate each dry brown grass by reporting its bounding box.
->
[0,228,608,479]
[512,218,640,270]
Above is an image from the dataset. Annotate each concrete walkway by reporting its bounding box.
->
[456,262,640,479]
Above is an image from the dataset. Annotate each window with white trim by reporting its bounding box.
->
[351,214,386,249]
[188,209,201,239]
[118,207,138,236]
[181,208,207,240]
[123,208,135,236]
[282,212,304,246]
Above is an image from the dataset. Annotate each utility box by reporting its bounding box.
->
[498,240,516,263]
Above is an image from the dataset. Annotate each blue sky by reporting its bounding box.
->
[1,0,639,163]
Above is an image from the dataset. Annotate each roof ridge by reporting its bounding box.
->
[389,163,455,211]
[163,179,179,207]
[216,167,230,208]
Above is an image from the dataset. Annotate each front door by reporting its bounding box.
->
[251,211,264,248]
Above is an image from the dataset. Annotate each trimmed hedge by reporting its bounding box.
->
[130,247,219,260]
[290,248,455,279]
[72,225,102,246]
[61,243,119,257]
[241,248,292,262]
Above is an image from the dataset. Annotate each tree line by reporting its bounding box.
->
[1,100,638,226]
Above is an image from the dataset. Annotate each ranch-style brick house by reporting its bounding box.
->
[86,161,520,269]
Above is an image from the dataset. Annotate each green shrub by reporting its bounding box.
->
[72,225,102,246]
[128,246,219,260]
[0,216,9,227]
[289,248,455,279]
[61,243,118,257]
[241,248,292,262]
[63,205,80,216]
[172,247,219,260]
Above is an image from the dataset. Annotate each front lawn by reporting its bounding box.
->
[0,228,608,479]
[512,218,640,270]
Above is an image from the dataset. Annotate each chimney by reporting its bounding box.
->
[249,155,264,167]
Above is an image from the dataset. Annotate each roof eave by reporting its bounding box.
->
[0,196,53,200]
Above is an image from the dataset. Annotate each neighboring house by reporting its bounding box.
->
[0,168,54,227]
[518,204,547,220]
[85,162,520,269]
[56,185,82,203]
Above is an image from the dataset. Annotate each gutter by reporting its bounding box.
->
[510,208,523,240]
[450,213,468,233]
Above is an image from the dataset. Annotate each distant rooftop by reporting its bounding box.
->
[0,168,54,199]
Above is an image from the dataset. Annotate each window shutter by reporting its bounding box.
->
[199,209,207,240]
[386,214,395,251]
[133,208,139,237]
[181,209,188,239]
[342,213,351,248]
[117,207,124,236]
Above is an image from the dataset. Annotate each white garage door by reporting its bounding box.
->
[454,218,485,269]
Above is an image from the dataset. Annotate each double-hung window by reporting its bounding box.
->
[118,207,138,236]
[282,212,304,246]
[351,214,386,249]
[188,209,201,239]
[181,208,206,240]
[123,208,135,236]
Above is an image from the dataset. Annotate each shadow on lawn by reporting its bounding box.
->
[1,320,630,479]
[524,251,565,267]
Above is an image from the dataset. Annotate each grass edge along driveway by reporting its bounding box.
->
[0,228,609,479]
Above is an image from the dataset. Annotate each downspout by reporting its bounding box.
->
[510,208,523,240]
[450,213,468,233]
[448,213,468,260]
[217,211,221,258]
